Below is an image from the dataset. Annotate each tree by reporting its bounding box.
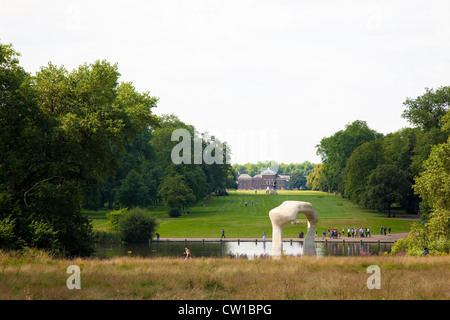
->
[316,120,381,193]
[364,165,411,217]
[306,164,326,191]
[402,86,450,131]
[392,112,450,255]
[288,171,307,190]
[157,174,196,214]
[414,136,450,238]
[118,170,148,208]
[344,140,385,204]
[165,164,207,201]
[382,128,421,213]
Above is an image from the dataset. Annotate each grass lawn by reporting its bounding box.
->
[86,191,417,239]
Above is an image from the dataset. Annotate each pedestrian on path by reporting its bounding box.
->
[221,228,226,238]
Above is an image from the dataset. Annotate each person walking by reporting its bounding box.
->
[263,230,266,241]
[221,228,226,239]
[184,248,191,260]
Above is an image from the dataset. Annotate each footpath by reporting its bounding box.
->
[155,232,409,244]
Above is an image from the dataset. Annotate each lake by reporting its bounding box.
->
[94,240,393,259]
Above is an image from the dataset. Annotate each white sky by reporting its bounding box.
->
[2,0,450,164]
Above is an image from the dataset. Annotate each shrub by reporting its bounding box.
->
[0,217,16,249]
[28,219,60,252]
[168,207,181,218]
[391,222,450,256]
[118,208,158,243]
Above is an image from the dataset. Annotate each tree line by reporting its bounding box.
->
[85,114,235,213]
[0,42,233,256]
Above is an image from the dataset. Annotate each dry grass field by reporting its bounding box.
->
[0,249,449,300]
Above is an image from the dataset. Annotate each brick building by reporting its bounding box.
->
[237,168,290,190]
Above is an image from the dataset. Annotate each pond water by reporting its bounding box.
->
[94,241,393,259]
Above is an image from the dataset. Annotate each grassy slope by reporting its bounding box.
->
[87,191,416,238]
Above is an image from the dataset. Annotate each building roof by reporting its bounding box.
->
[261,168,277,175]
[237,173,252,180]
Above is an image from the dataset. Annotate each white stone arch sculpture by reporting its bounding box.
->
[269,201,318,258]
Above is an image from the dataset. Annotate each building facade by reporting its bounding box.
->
[237,168,290,190]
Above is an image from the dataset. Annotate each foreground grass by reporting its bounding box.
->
[86,192,417,239]
[1,250,448,300]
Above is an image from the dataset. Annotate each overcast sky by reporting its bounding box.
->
[2,0,450,164]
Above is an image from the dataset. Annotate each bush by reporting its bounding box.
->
[28,219,60,252]
[118,208,158,243]
[0,217,16,249]
[168,207,181,218]
[391,222,450,256]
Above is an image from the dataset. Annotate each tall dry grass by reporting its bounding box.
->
[0,249,449,300]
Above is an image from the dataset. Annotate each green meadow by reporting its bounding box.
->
[87,191,417,239]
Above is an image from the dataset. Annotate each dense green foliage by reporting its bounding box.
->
[313,87,449,254]
[316,120,382,193]
[118,208,158,243]
[86,114,234,212]
[0,42,234,255]
[0,43,158,255]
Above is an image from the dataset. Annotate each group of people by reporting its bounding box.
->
[321,226,392,239]
[380,226,391,235]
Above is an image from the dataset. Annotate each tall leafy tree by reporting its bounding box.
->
[157,174,196,212]
[117,170,148,208]
[316,120,381,193]
[306,164,326,191]
[392,113,450,255]
[402,86,450,131]
[288,171,307,190]
[364,165,411,217]
[344,140,385,204]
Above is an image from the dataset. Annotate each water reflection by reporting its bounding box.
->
[315,242,392,257]
[94,241,392,259]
